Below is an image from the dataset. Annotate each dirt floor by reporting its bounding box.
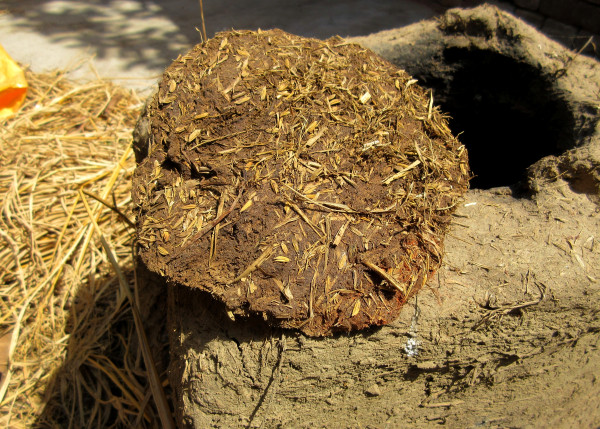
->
[0,0,445,93]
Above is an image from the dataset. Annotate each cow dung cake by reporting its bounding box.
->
[132,29,470,336]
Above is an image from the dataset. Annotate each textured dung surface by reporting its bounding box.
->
[132,29,469,336]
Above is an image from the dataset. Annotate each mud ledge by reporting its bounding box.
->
[155,5,600,428]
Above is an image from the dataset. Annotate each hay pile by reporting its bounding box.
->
[0,70,167,427]
[133,29,470,336]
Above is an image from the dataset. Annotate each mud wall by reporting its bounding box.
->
[437,0,600,55]
[162,6,600,428]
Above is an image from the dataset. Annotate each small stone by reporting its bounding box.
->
[365,384,382,397]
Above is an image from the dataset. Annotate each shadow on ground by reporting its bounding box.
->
[2,0,442,76]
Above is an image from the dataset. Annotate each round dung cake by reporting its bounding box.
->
[132,29,470,336]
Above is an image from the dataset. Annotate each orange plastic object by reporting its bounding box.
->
[0,44,27,119]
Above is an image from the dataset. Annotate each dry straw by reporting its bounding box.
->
[0,70,169,427]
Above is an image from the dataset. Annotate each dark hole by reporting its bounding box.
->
[417,48,576,189]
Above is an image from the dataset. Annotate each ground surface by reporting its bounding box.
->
[0,0,445,93]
